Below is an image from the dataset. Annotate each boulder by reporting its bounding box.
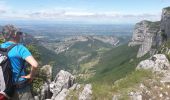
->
[41,65,52,82]
[112,95,120,100]
[50,70,75,99]
[40,82,52,100]
[136,54,170,72]
[54,89,69,100]
[79,84,92,100]
[129,92,142,100]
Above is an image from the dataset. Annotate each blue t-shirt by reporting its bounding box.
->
[1,41,32,83]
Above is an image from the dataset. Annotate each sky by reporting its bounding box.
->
[0,0,170,24]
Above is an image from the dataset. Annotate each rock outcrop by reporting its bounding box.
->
[50,70,75,100]
[38,69,93,100]
[41,65,52,82]
[136,54,170,72]
[54,89,69,100]
[79,84,92,100]
[40,82,52,100]
[129,92,142,100]
[160,7,170,38]
[129,20,160,57]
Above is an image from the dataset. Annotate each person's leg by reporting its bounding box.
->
[11,91,19,100]
[12,86,34,100]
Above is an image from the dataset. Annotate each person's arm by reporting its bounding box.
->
[21,56,38,80]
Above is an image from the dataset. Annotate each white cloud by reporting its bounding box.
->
[0,7,161,23]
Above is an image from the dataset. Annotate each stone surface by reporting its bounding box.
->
[136,54,170,72]
[54,89,69,100]
[69,83,78,91]
[79,84,92,100]
[34,96,39,100]
[50,70,75,99]
[40,82,52,100]
[129,92,142,100]
[160,7,170,38]
[41,65,52,82]
[160,71,170,83]
[112,95,120,100]
[129,20,160,58]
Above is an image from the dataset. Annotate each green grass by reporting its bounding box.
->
[92,70,153,100]
[79,43,150,99]
[66,85,84,100]
[112,69,152,92]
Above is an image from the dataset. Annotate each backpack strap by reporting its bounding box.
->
[5,44,24,83]
[6,44,18,53]
[16,61,25,83]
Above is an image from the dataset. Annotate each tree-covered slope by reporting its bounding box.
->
[36,38,114,78]
[88,44,149,83]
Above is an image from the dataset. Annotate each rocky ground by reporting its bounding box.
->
[34,69,92,100]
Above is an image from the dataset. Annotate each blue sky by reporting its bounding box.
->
[0,0,170,24]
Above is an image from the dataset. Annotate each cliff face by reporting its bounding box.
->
[160,7,170,38]
[129,20,160,57]
[129,7,170,58]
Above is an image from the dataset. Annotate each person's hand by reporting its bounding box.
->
[21,74,34,82]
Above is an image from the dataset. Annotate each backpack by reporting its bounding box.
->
[0,44,17,99]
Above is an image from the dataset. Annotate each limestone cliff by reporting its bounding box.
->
[129,7,170,58]
[129,20,160,57]
[160,7,170,38]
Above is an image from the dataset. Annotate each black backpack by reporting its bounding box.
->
[0,44,17,99]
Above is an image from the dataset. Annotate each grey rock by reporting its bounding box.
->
[136,54,170,72]
[41,65,52,82]
[40,82,52,100]
[112,95,120,100]
[76,84,81,90]
[160,7,170,38]
[34,96,39,100]
[129,20,160,58]
[50,70,75,99]
[69,83,78,91]
[54,89,69,100]
[92,36,119,46]
[160,71,170,83]
[129,92,142,100]
[79,84,92,100]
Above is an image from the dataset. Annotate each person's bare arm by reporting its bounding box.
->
[21,56,38,80]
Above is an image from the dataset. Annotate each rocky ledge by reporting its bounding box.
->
[36,69,92,100]
[136,54,170,73]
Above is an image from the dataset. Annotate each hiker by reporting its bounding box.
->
[0,25,38,100]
